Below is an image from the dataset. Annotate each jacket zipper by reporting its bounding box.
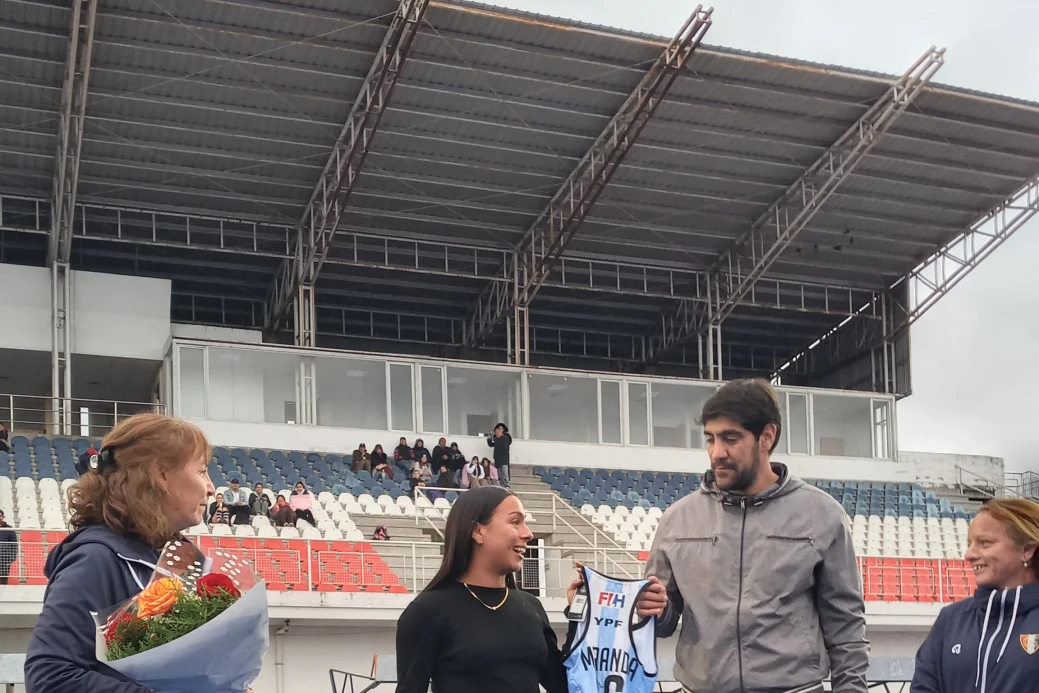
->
[737,497,747,693]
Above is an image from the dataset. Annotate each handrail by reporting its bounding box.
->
[411,486,639,563]
[956,466,1016,501]
[0,393,164,437]
[1003,471,1039,501]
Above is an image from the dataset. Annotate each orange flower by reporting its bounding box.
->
[137,577,183,619]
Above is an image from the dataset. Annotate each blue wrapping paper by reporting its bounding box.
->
[97,582,269,693]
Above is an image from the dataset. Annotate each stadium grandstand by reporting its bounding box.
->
[1,0,1039,690]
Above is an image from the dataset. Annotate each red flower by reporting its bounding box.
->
[105,613,142,646]
[196,573,241,599]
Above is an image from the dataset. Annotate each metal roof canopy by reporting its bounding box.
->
[0,0,1037,395]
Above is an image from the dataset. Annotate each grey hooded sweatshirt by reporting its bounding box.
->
[646,463,869,693]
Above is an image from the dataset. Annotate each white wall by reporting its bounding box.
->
[0,621,925,693]
[72,270,170,360]
[171,323,263,344]
[899,450,1005,489]
[0,264,51,351]
[189,418,931,483]
[0,265,171,360]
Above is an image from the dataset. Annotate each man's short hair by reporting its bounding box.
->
[699,379,782,453]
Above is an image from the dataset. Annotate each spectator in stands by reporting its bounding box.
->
[409,469,427,500]
[432,437,451,469]
[222,477,250,525]
[412,439,432,469]
[394,436,414,474]
[448,442,465,472]
[352,443,371,473]
[462,455,487,489]
[289,481,316,526]
[0,423,9,453]
[482,457,499,486]
[372,455,394,482]
[210,497,231,526]
[436,464,460,492]
[486,423,512,487]
[271,494,294,527]
[249,482,271,519]
[911,498,1039,693]
[395,486,581,693]
[638,379,868,693]
[415,454,433,484]
[22,414,261,693]
[371,443,389,470]
[373,525,389,541]
[0,509,16,585]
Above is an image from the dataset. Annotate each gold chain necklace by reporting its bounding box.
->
[463,583,509,611]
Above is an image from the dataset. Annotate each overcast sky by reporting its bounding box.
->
[487,0,1039,475]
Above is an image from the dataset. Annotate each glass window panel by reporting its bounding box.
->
[600,380,622,445]
[786,393,810,454]
[178,346,206,418]
[813,394,872,458]
[207,348,300,424]
[314,357,387,429]
[529,374,598,443]
[421,366,445,434]
[627,382,649,446]
[446,367,521,437]
[872,399,892,459]
[389,363,415,431]
[650,382,715,449]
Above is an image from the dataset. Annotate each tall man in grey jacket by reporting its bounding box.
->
[636,379,869,693]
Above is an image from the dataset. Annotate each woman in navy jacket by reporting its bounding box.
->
[24,414,217,693]
[912,498,1039,693]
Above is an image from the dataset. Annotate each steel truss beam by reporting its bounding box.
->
[265,0,430,343]
[460,6,713,359]
[50,0,98,264]
[776,174,1039,396]
[1,195,878,319]
[643,46,945,371]
[889,174,1039,333]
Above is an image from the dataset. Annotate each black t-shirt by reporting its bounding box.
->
[396,581,572,693]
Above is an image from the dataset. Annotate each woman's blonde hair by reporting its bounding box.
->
[69,413,211,548]
[978,498,1039,579]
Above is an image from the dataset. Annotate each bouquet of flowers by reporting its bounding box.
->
[92,539,269,693]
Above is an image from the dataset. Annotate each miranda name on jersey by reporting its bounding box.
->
[577,646,644,677]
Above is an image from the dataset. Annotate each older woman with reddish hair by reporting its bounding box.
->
[24,413,219,693]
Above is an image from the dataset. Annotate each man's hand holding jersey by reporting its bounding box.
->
[636,576,668,619]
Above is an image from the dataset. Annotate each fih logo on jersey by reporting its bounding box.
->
[598,591,626,608]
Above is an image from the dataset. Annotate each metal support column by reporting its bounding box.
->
[51,262,73,435]
[294,283,316,349]
[50,0,98,264]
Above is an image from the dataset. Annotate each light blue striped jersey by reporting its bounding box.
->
[564,566,657,693]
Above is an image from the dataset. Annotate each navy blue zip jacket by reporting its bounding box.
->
[912,584,1039,693]
[24,525,161,693]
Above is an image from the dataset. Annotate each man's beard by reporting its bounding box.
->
[715,446,761,494]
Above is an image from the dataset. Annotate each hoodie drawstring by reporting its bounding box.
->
[975,590,996,688]
[979,590,1007,693]
[996,586,1023,663]
[975,588,1024,693]
[117,554,158,592]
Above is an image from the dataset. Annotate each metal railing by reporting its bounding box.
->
[413,486,638,558]
[0,394,165,438]
[1004,471,1039,501]
[0,528,976,602]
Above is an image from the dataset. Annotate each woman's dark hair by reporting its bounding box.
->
[424,486,516,593]
[699,378,782,453]
[374,444,383,453]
